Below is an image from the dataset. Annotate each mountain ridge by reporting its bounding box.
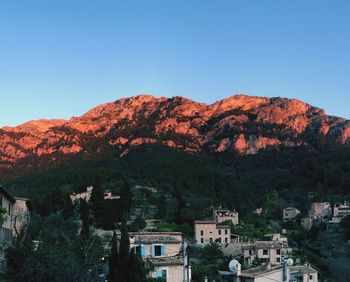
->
[1,94,350,173]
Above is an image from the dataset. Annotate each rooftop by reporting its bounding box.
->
[147,256,183,266]
[240,264,283,278]
[194,220,216,224]
[290,265,318,275]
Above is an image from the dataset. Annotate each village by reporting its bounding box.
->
[1,182,350,282]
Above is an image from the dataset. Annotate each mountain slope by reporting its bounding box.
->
[1,94,350,173]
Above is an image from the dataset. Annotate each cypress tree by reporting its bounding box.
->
[108,231,119,282]
[120,181,132,217]
[79,200,90,239]
[90,184,104,221]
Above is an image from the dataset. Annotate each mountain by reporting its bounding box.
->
[1,94,350,174]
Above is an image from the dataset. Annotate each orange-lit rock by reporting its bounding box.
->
[1,94,349,171]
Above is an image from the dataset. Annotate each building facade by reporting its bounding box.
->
[309,202,331,220]
[121,232,188,282]
[213,209,239,225]
[194,220,231,244]
[0,187,30,243]
[333,202,350,218]
[283,207,301,222]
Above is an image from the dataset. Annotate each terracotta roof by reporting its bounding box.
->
[216,225,230,229]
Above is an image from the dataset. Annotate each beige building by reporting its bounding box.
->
[309,202,331,220]
[213,209,239,225]
[242,241,288,267]
[194,220,231,244]
[122,232,188,282]
[0,187,30,243]
[283,207,301,222]
[70,186,93,202]
[333,202,350,218]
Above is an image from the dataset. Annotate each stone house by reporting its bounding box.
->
[70,186,120,203]
[309,202,331,220]
[242,241,288,267]
[333,202,350,218]
[283,207,301,222]
[194,220,231,244]
[0,186,30,243]
[120,231,188,282]
[213,209,239,225]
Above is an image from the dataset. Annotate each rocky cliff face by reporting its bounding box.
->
[1,94,350,170]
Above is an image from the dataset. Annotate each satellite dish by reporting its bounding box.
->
[287,258,294,266]
[229,259,240,274]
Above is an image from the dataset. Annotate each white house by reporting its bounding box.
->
[309,202,331,220]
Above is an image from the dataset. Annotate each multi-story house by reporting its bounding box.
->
[123,232,188,282]
[309,202,331,220]
[0,186,30,243]
[194,220,231,244]
[333,202,350,218]
[242,241,288,267]
[283,207,301,222]
[213,209,239,225]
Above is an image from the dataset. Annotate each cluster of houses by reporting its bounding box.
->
[193,208,318,282]
[283,201,350,230]
[0,184,322,281]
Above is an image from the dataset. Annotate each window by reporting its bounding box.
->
[276,249,281,255]
[225,229,228,235]
[218,230,221,235]
[217,238,222,243]
[200,230,204,236]
[209,238,213,243]
[200,238,204,243]
[309,275,313,279]
[161,270,167,278]
[154,245,162,256]
[263,249,268,255]
[225,237,228,243]
[135,245,141,254]
[8,203,10,215]
[276,257,280,263]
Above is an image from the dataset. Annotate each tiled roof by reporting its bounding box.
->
[147,256,183,266]
[290,265,317,275]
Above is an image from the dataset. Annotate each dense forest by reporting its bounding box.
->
[2,143,350,218]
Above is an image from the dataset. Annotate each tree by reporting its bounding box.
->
[341,215,350,240]
[61,195,74,220]
[120,181,132,217]
[157,195,167,219]
[108,223,146,282]
[90,185,104,221]
[79,200,90,239]
[108,231,119,282]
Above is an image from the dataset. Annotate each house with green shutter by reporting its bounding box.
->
[127,231,187,282]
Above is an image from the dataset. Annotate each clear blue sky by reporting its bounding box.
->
[0,0,349,127]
